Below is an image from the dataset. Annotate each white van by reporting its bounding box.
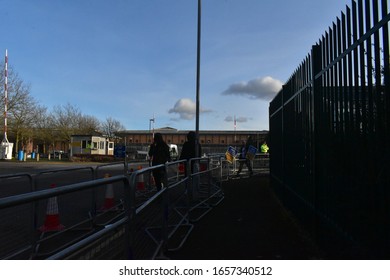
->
[169,144,179,161]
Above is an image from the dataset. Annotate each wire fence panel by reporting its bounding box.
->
[0,156,226,259]
[0,174,34,259]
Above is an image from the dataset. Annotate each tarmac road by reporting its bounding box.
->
[0,160,104,175]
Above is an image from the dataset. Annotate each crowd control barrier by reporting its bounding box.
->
[0,156,226,259]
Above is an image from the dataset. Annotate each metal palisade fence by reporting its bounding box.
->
[269,0,389,258]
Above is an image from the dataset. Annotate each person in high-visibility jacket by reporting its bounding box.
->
[260,141,269,153]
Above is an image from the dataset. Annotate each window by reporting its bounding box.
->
[82,140,92,149]
[99,141,105,149]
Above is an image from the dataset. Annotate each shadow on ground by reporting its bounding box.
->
[166,174,322,260]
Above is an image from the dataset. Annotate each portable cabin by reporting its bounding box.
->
[70,135,114,157]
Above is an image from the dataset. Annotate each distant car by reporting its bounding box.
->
[49,150,67,159]
[136,150,149,161]
[143,144,178,162]
[169,144,178,161]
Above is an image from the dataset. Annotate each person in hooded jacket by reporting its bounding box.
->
[148,133,171,191]
[179,131,201,176]
[236,136,254,177]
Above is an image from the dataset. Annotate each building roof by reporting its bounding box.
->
[118,128,268,135]
[71,134,107,138]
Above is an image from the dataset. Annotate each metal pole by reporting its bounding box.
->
[152,114,155,138]
[3,49,8,142]
[195,0,201,158]
[234,115,236,143]
[149,115,155,142]
[149,119,151,142]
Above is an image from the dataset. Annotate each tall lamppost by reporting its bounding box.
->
[149,115,155,142]
[195,0,201,158]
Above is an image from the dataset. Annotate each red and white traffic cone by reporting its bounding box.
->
[178,163,185,175]
[101,173,115,210]
[137,165,145,191]
[39,184,65,232]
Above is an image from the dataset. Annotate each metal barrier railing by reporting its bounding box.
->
[0,175,130,259]
[95,162,127,179]
[0,173,34,260]
[38,175,131,260]
[0,156,226,260]
[187,157,224,222]
[217,153,270,178]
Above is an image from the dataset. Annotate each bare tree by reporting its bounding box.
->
[11,100,47,153]
[100,117,125,138]
[2,63,124,154]
[78,115,101,135]
[49,103,101,151]
[33,108,53,155]
[1,64,47,153]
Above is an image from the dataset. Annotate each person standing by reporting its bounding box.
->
[261,141,269,154]
[148,133,171,191]
[179,131,201,176]
[236,136,254,177]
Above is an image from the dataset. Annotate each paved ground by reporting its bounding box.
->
[166,174,323,260]
[1,161,323,260]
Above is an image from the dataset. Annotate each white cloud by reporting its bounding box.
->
[168,98,212,120]
[222,76,283,101]
[224,116,233,122]
[224,115,250,123]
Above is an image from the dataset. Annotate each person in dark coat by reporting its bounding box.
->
[236,136,254,177]
[148,133,171,191]
[179,131,201,176]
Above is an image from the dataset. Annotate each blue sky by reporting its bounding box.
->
[2,0,351,131]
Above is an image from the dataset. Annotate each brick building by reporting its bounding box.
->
[117,127,269,155]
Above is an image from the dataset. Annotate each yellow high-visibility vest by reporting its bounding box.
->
[261,144,269,153]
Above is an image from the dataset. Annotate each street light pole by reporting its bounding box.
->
[195,0,201,158]
[149,115,155,142]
